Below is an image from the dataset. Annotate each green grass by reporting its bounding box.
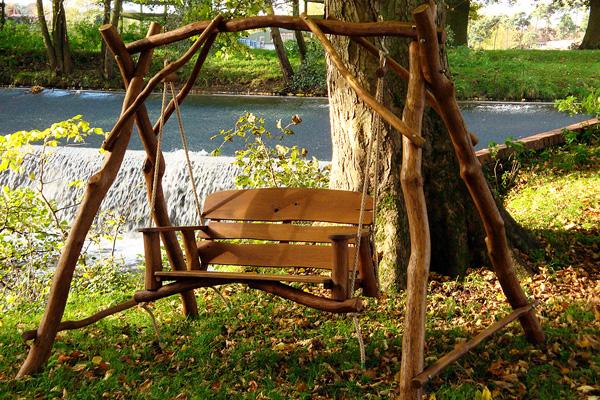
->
[0,135,599,399]
[2,42,598,101]
[449,48,600,100]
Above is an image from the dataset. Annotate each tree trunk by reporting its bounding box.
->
[51,0,73,74]
[105,0,123,79]
[580,0,600,49]
[292,0,307,63]
[325,0,531,290]
[445,0,470,46]
[1,0,6,28]
[36,0,57,70]
[101,0,111,77]
[266,0,294,85]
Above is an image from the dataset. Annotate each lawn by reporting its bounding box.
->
[2,43,599,101]
[0,133,598,399]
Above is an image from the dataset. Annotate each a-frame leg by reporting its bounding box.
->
[413,5,544,344]
[100,24,199,317]
[398,41,431,400]
[16,24,162,378]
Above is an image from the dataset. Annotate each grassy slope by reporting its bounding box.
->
[2,47,599,101]
[0,139,598,399]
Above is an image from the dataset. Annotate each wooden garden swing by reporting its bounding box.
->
[17,5,545,399]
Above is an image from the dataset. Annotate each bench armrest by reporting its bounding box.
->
[138,225,209,233]
[328,228,370,242]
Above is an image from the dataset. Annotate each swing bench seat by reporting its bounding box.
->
[139,188,379,313]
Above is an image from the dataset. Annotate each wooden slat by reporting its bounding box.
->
[196,241,357,269]
[202,188,373,225]
[198,222,368,243]
[156,270,333,285]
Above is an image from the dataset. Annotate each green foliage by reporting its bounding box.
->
[555,88,600,118]
[448,48,600,101]
[289,40,326,94]
[69,18,103,51]
[485,137,532,197]
[0,21,45,51]
[0,118,133,311]
[210,112,329,189]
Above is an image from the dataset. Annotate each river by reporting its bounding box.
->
[0,87,592,159]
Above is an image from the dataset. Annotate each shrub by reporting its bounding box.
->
[210,112,329,189]
[0,117,133,311]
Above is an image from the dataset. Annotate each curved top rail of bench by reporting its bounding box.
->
[125,15,444,54]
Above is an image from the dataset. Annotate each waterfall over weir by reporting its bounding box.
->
[0,146,239,232]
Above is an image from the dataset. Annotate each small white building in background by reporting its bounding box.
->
[239,29,297,50]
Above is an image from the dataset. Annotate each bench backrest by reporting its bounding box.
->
[202,188,373,225]
[197,188,373,270]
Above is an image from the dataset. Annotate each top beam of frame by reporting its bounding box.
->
[126,15,444,54]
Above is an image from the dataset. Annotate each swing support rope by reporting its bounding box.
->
[348,47,388,370]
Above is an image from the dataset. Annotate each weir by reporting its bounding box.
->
[0,147,239,231]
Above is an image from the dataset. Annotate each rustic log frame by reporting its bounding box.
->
[398,41,431,400]
[412,4,544,345]
[100,23,199,317]
[16,11,544,386]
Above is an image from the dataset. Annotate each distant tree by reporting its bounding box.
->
[509,11,531,48]
[1,0,5,28]
[265,0,294,85]
[468,14,502,48]
[445,0,472,46]
[291,0,306,63]
[558,13,578,39]
[36,0,73,74]
[554,0,600,49]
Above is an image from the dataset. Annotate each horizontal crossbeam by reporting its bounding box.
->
[126,15,444,54]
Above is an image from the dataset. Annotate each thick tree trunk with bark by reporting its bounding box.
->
[101,0,111,77]
[266,0,294,85]
[292,0,307,63]
[325,0,533,290]
[51,0,73,74]
[446,0,470,46]
[580,0,600,49]
[105,0,123,79]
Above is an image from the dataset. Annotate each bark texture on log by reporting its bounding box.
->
[413,4,544,344]
[398,41,430,400]
[17,24,168,378]
[100,23,200,317]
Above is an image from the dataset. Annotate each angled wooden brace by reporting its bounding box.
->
[398,41,431,400]
[16,23,163,378]
[99,23,206,318]
[412,4,544,344]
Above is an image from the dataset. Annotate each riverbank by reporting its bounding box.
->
[1,48,598,101]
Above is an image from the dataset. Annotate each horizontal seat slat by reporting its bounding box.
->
[155,270,334,285]
[202,188,373,225]
[197,242,357,269]
[199,222,368,243]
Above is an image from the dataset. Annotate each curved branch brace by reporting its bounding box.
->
[16,23,163,379]
[126,16,446,54]
[301,13,425,148]
[101,23,199,319]
[102,15,223,151]
[152,32,219,134]
[412,4,544,345]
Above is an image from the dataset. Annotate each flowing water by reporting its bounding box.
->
[0,88,592,159]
